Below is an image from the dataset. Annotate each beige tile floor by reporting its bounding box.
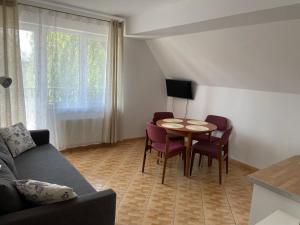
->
[63,139,255,225]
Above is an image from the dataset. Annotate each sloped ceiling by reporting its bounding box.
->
[147,18,300,94]
[131,0,300,94]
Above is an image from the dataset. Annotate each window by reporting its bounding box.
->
[18,5,122,149]
[20,21,108,128]
[20,26,107,108]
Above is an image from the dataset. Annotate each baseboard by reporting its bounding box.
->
[61,143,106,152]
[230,158,258,172]
[62,137,146,152]
[121,136,145,142]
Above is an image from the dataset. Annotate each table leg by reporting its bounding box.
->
[185,133,193,177]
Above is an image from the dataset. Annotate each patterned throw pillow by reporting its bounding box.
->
[0,136,18,175]
[0,123,36,157]
[15,180,78,205]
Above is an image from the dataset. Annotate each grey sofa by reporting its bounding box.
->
[0,130,116,225]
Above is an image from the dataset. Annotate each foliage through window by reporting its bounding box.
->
[20,24,108,125]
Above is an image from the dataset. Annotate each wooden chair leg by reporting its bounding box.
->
[157,152,160,164]
[208,156,212,167]
[183,151,186,176]
[225,143,229,174]
[226,156,229,174]
[162,156,168,184]
[190,152,195,176]
[224,143,229,153]
[218,158,222,185]
[142,149,147,173]
[198,154,202,167]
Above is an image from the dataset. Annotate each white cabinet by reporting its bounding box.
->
[255,210,299,225]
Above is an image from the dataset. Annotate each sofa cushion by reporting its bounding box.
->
[0,123,36,157]
[14,144,95,195]
[0,159,25,215]
[29,130,50,146]
[0,136,18,176]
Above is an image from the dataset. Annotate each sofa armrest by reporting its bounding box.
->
[30,130,50,145]
[0,189,116,225]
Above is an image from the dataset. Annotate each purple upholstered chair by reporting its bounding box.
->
[192,115,229,166]
[152,112,174,124]
[142,123,186,184]
[193,115,228,142]
[190,127,233,184]
[152,112,184,143]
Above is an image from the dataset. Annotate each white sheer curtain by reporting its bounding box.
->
[18,5,110,149]
[0,0,26,127]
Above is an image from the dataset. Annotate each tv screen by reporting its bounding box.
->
[166,79,193,99]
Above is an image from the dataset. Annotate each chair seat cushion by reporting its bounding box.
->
[192,133,220,142]
[192,141,219,157]
[151,142,185,153]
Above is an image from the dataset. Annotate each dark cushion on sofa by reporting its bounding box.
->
[0,136,18,176]
[29,130,49,146]
[14,144,95,195]
[0,159,25,215]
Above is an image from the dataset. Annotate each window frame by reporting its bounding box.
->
[20,22,109,115]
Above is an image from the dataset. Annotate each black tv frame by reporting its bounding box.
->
[165,79,193,100]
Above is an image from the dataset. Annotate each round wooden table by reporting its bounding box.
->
[156,118,217,177]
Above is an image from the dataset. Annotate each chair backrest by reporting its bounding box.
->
[221,127,233,146]
[146,123,167,143]
[152,112,174,124]
[206,115,228,131]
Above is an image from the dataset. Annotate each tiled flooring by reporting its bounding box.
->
[63,139,255,225]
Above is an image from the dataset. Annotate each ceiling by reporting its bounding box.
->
[36,0,181,17]
[31,0,300,37]
[126,0,300,36]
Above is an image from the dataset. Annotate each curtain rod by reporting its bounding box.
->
[18,2,111,22]
[17,1,124,23]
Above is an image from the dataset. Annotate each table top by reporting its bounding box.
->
[156,118,217,134]
[248,155,300,204]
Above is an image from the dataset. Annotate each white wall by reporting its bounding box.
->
[147,19,300,94]
[147,19,300,168]
[167,86,300,169]
[121,38,167,139]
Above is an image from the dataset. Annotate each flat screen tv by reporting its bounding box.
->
[166,79,193,99]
